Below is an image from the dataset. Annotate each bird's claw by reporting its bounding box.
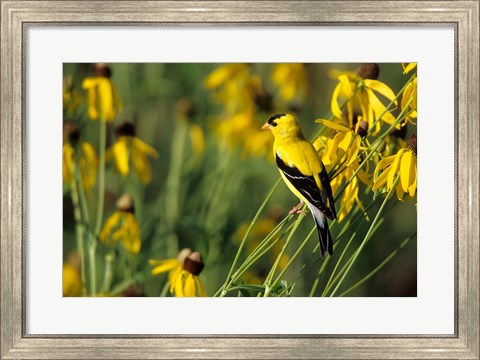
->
[289,202,305,215]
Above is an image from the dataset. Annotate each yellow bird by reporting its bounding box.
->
[262,114,337,257]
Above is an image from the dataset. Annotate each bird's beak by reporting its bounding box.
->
[261,122,272,130]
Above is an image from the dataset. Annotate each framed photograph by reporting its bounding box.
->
[1,1,479,358]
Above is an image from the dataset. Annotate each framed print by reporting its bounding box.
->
[1,1,479,359]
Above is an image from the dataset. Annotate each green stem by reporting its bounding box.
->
[160,281,170,297]
[94,119,107,235]
[101,250,115,294]
[329,176,400,296]
[70,163,87,296]
[321,232,357,296]
[270,225,316,292]
[216,179,281,297]
[263,213,305,297]
[338,232,416,297]
[164,118,189,257]
[88,241,97,295]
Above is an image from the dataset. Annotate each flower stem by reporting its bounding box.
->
[263,212,305,297]
[94,119,107,235]
[338,231,416,296]
[163,118,189,257]
[216,179,281,297]
[329,176,399,296]
[270,225,316,293]
[87,241,97,295]
[70,163,87,295]
[101,249,115,294]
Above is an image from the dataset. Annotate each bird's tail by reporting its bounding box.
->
[308,204,333,258]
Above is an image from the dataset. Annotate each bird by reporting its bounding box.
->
[262,113,337,257]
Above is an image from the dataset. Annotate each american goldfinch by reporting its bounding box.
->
[262,114,337,257]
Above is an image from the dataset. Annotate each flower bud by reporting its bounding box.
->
[176,98,196,120]
[357,63,380,80]
[355,120,369,138]
[406,134,417,155]
[93,63,112,78]
[183,251,204,275]
[115,121,136,137]
[176,248,193,263]
[116,194,135,213]
[63,120,80,144]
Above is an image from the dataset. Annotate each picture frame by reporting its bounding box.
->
[1,1,478,358]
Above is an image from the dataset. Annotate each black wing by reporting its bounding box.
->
[276,153,336,220]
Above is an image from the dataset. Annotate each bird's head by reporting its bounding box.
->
[261,113,303,139]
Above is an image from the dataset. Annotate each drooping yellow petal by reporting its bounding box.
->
[150,259,181,276]
[408,159,417,197]
[169,267,182,291]
[174,270,185,297]
[80,142,98,191]
[387,150,404,189]
[364,79,397,104]
[121,213,141,254]
[82,77,121,122]
[338,74,354,97]
[346,136,361,166]
[400,150,413,192]
[194,276,207,297]
[99,211,123,244]
[372,166,390,191]
[402,63,417,74]
[337,130,353,153]
[62,143,74,184]
[131,137,159,158]
[183,274,196,297]
[366,88,396,125]
[322,138,339,166]
[63,263,82,297]
[82,78,100,120]
[97,78,115,122]
[375,155,395,172]
[330,82,343,118]
[111,138,130,176]
[316,119,350,132]
[111,225,126,243]
[131,148,152,184]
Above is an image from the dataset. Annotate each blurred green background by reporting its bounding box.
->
[63,63,416,297]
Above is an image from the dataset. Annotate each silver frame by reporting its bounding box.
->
[1,1,478,358]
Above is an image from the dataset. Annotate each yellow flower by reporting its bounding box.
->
[316,119,366,168]
[82,63,122,122]
[314,119,371,221]
[373,135,417,201]
[150,249,206,297]
[106,122,159,184]
[271,63,307,103]
[63,263,81,297]
[99,194,141,254]
[63,75,83,115]
[204,64,251,113]
[150,248,191,286]
[62,121,98,192]
[331,63,398,134]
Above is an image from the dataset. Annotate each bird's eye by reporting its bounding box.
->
[270,120,277,127]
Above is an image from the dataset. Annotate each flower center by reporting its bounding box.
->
[406,134,417,155]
